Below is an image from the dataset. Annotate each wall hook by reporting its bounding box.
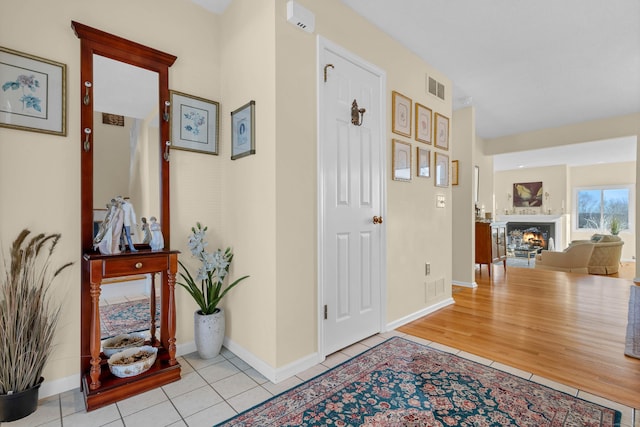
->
[351,99,366,126]
[164,141,171,161]
[163,101,170,122]
[83,127,92,152]
[83,81,92,105]
[323,64,334,82]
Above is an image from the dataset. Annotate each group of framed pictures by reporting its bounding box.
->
[391,90,453,187]
[169,91,255,160]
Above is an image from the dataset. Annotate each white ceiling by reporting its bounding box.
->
[189,1,640,168]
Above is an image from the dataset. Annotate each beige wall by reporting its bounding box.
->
[1,0,455,392]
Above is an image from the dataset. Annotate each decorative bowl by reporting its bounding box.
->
[102,333,146,357]
[107,346,158,378]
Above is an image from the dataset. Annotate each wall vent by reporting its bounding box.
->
[427,75,445,100]
[287,1,315,33]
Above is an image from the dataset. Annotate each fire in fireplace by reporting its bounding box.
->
[506,222,555,250]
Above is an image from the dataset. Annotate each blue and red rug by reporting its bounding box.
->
[99,297,160,339]
[217,337,620,426]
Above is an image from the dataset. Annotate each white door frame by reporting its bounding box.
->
[316,35,388,358]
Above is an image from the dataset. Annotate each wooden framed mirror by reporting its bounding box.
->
[73,21,180,411]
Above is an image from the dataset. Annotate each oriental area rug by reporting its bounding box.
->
[216,337,620,427]
[625,285,640,359]
[99,297,160,339]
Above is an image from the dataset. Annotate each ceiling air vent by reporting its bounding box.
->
[287,1,315,33]
[427,75,445,100]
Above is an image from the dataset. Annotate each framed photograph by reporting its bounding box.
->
[231,100,256,160]
[415,103,432,144]
[451,160,459,185]
[391,91,411,137]
[513,181,543,207]
[434,152,449,188]
[417,147,430,178]
[0,47,66,136]
[392,139,412,181]
[170,90,219,155]
[434,112,449,150]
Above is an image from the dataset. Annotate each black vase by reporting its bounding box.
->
[0,378,43,422]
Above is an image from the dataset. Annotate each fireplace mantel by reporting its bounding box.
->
[496,214,566,249]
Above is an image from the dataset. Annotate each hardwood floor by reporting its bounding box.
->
[398,264,640,409]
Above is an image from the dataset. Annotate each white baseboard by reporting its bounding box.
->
[223,337,322,384]
[386,298,455,331]
[452,280,477,288]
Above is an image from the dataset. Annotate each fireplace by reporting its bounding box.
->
[506,222,555,251]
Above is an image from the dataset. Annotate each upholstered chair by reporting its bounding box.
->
[534,242,595,274]
[569,234,624,275]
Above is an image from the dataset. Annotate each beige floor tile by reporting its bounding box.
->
[227,386,272,413]
[243,367,269,385]
[340,342,369,357]
[358,334,387,348]
[198,360,241,384]
[261,375,302,396]
[122,401,181,427]
[184,402,237,427]
[428,341,461,354]
[529,375,579,397]
[59,388,85,416]
[227,355,251,371]
[162,371,208,399]
[296,364,328,381]
[171,385,223,418]
[181,352,225,371]
[490,361,532,379]
[322,351,350,368]
[61,404,120,427]
[457,351,493,366]
[116,387,167,417]
[212,372,259,400]
[401,335,432,346]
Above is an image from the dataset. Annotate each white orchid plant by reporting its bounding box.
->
[178,223,249,315]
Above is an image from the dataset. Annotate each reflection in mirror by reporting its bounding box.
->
[92,55,160,246]
[93,55,161,344]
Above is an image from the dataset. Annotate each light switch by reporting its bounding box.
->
[436,194,445,208]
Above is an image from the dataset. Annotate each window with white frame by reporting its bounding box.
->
[575,185,634,232]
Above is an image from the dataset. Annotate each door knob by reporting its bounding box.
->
[373,216,383,224]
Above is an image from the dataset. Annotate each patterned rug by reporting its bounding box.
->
[217,337,621,426]
[100,297,160,339]
[625,285,640,359]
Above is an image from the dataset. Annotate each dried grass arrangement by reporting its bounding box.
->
[0,229,72,395]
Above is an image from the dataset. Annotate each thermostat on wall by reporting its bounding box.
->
[287,1,315,33]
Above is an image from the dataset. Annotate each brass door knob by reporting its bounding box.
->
[373,216,383,224]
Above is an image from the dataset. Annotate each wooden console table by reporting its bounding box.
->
[81,250,181,411]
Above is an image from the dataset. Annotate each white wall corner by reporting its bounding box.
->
[452,280,477,288]
[386,298,455,331]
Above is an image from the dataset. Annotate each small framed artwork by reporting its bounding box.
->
[451,160,459,185]
[170,90,219,155]
[231,100,256,160]
[415,103,432,144]
[392,139,412,181]
[513,181,543,207]
[391,91,411,137]
[0,47,66,136]
[417,147,430,178]
[434,152,449,188]
[434,112,449,150]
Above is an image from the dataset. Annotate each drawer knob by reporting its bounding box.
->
[135,262,143,269]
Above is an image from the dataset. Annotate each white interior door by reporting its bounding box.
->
[318,38,386,356]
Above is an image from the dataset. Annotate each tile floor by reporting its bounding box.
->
[2,331,638,427]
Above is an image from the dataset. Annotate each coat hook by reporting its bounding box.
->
[163,101,170,122]
[323,64,334,82]
[83,128,92,152]
[351,99,366,126]
[83,81,92,105]
[164,141,171,161]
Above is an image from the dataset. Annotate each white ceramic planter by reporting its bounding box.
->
[194,308,225,359]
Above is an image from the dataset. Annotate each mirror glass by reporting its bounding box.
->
[93,55,161,342]
[92,54,160,245]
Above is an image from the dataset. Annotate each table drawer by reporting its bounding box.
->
[102,256,168,277]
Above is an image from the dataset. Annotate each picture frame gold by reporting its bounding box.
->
[392,91,411,137]
[392,139,412,181]
[417,147,430,178]
[415,103,432,144]
[170,90,220,155]
[451,160,459,185]
[0,46,66,136]
[434,152,449,188]
[434,112,449,150]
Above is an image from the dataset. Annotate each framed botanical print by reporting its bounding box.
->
[434,112,449,150]
[0,47,66,135]
[391,91,411,137]
[170,90,219,155]
[417,147,430,178]
[392,139,411,181]
[415,103,432,144]
[434,152,449,187]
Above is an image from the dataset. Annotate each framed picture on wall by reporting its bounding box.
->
[451,160,459,185]
[415,103,432,144]
[0,47,66,136]
[513,181,543,207]
[392,91,412,137]
[170,90,219,155]
[231,100,256,160]
[417,147,430,178]
[434,112,449,150]
[392,139,412,181]
[434,152,449,187]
